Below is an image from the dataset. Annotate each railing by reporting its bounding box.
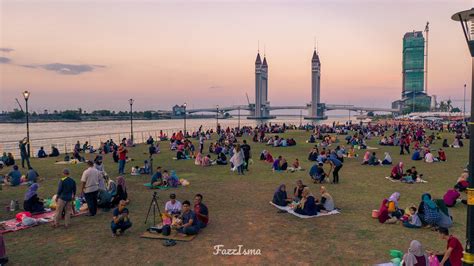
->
[0,123,249,158]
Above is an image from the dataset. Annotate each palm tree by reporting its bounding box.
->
[438,101,447,112]
[447,99,453,113]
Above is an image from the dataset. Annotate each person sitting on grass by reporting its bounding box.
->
[280,158,288,171]
[293,180,307,201]
[316,186,335,212]
[381,152,392,165]
[428,227,463,266]
[294,187,319,216]
[272,184,292,207]
[150,167,165,188]
[131,166,140,176]
[111,200,132,237]
[309,162,326,183]
[437,148,447,162]
[402,206,422,229]
[455,170,469,192]
[139,160,151,174]
[368,152,380,166]
[387,192,403,219]
[411,148,422,161]
[26,167,40,183]
[390,162,404,180]
[37,147,47,158]
[201,154,212,167]
[112,176,129,206]
[176,200,200,236]
[216,152,227,165]
[49,146,60,157]
[361,151,370,165]
[417,193,440,228]
[193,194,209,228]
[5,165,22,186]
[165,193,182,216]
[424,150,437,163]
[23,183,45,213]
[272,156,282,171]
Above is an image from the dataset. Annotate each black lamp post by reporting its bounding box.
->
[23,90,30,157]
[129,98,134,142]
[452,8,474,265]
[183,102,187,137]
[216,104,219,133]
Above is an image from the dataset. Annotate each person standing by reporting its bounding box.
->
[118,144,128,175]
[19,139,31,169]
[81,161,100,216]
[53,168,76,228]
[326,156,343,184]
[431,227,463,266]
[199,134,205,154]
[241,140,251,171]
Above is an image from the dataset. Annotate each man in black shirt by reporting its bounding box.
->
[241,140,251,171]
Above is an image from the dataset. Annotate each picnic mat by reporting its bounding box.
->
[384,176,428,183]
[143,183,170,190]
[141,231,197,241]
[0,210,88,234]
[269,202,340,219]
[54,160,83,165]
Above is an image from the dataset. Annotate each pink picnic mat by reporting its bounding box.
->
[0,210,87,234]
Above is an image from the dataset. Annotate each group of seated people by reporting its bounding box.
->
[442,138,464,148]
[272,180,336,216]
[1,165,41,186]
[173,139,195,160]
[378,192,453,229]
[361,151,392,166]
[194,153,214,167]
[389,162,424,183]
[411,148,447,163]
[0,152,16,169]
[378,134,396,146]
[163,193,209,236]
[149,167,180,188]
[265,136,296,147]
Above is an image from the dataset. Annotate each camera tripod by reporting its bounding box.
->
[144,191,163,225]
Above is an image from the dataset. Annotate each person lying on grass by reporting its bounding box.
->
[111,200,132,237]
[175,200,200,236]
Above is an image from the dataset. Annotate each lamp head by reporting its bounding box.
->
[452,8,474,57]
[128,98,134,105]
[217,104,219,109]
[184,102,187,108]
[23,90,30,100]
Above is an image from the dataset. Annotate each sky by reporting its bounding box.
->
[0,0,473,113]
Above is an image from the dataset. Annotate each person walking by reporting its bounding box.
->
[53,168,76,228]
[19,139,31,169]
[81,161,100,216]
[241,140,251,171]
[118,144,128,175]
[326,156,343,184]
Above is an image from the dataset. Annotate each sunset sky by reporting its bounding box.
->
[0,0,473,113]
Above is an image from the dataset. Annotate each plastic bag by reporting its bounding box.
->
[429,255,440,266]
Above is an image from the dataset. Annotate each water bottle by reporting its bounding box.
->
[75,199,81,211]
[10,200,15,212]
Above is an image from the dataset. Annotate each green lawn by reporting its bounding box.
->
[0,130,469,265]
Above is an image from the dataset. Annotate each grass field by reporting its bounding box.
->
[0,130,469,265]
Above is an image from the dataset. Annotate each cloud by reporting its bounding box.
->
[0,57,12,64]
[22,63,106,75]
[0,48,14,53]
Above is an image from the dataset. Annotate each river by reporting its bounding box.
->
[0,116,350,157]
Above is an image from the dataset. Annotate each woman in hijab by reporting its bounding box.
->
[194,153,203,166]
[112,176,128,206]
[294,187,319,216]
[417,193,440,226]
[390,162,404,180]
[388,192,402,218]
[361,151,371,165]
[23,183,45,213]
[434,199,453,228]
[378,199,390,223]
[272,184,290,207]
[168,170,180,187]
[402,240,428,266]
[381,152,393,165]
[317,186,335,212]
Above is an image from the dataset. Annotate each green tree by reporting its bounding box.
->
[143,111,153,119]
[451,107,461,113]
[9,109,25,120]
[60,110,81,120]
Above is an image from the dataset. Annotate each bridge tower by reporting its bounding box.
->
[248,52,275,119]
[305,48,327,120]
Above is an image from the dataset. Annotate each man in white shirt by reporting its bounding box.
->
[165,193,182,216]
[81,161,101,216]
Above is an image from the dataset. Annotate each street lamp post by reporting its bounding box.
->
[129,99,134,142]
[216,105,219,133]
[452,8,474,265]
[238,106,241,130]
[465,83,467,123]
[183,103,187,137]
[23,91,30,157]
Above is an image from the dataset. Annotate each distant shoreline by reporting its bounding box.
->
[0,115,222,124]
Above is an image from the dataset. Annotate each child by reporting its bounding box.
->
[402,207,422,228]
[131,166,140,176]
[140,160,151,174]
[288,159,302,172]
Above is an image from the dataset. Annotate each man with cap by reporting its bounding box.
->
[165,193,182,216]
[53,168,76,228]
